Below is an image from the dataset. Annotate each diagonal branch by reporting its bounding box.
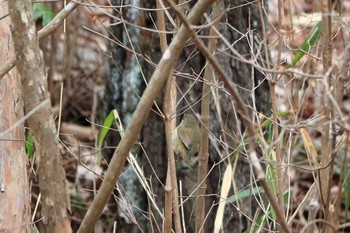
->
[0,0,82,80]
[77,0,216,232]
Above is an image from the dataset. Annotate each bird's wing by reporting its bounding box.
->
[177,127,192,150]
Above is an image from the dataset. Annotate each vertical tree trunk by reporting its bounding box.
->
[0,4,30,233]
[101,1,270,232]
[8,1,71,232]
[101,1,159,232]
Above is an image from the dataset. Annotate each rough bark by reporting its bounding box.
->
[101,1,151,231]
[101,0,270,232]
[101,0,167,229]
[0,4,30,233]
[7,1,71,232]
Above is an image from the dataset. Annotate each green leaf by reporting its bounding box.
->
[97,111,115,165]
[26,131,35,159]
[33,3,55,26]
[32,224,39,233]
[71,193,87,215]
[244,214,265,233]
[226,186,263,203]
[344,165,350,218]
[288,21,323,68]
[260,110,291,130]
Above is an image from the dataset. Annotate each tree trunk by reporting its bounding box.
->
[102,1,270,232]
[101,0,160,232]
[8,1,71,232]
[0,4,30,233]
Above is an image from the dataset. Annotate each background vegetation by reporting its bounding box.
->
[1,0,350,233]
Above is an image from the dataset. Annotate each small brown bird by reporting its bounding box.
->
[171,114,201,165]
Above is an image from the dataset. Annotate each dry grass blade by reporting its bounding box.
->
[300,127,318,164]
[214,164,232,233]
[77,0,216,232]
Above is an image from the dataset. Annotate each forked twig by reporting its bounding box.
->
[0,0,82,80]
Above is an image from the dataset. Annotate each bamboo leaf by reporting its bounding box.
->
[33,3,55,26]
[344,159,350,218]
[260,110,291,130]
[97,111,115,165]
[26,131,35,159]
[288,21,323,68]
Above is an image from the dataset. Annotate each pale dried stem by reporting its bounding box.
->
[157,0,181,232]
[335,45,350,228]
[271,0,285,222]
[195,1,221,232]
[319,1,334,232]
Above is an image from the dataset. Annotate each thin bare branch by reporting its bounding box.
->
[0,0,82,80]
[165,0,291,232]
[157,0,181,231]
[77,0,216,232]
[319,1,334,232]
[195,0,221,232]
